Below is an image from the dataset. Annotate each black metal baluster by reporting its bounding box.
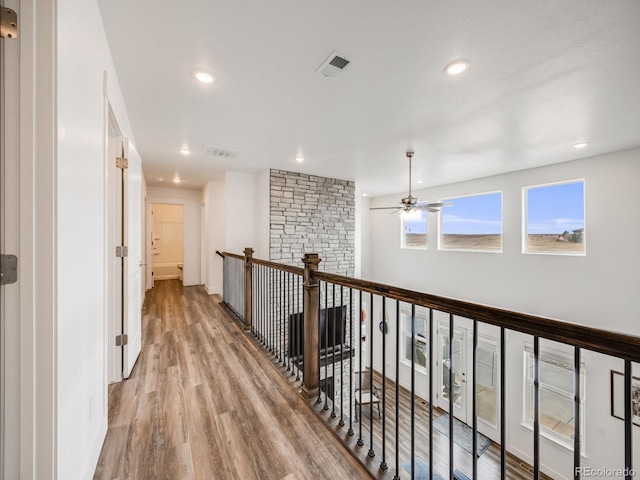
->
[449,314,454,480]
[429,309,434,480]
[357,289,364,446]
[533,336,540,480]
[331,283,337,418]
[369,292,375,458]
[348,288,354,436]
[286,272,291,370]
[339,285,345,426]
[380,296,388,471]
[500,327,505,480]
[393,300,400,480]
[624,359,633,480]
[324,282,330,411]
[472,320,478,479]
[296,274,301,380]
[411,304,416,479]
[281,269,285,365]
[317,281,323,405]
[574,346,581,480]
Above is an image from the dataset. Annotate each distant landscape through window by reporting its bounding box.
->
[440,192,502,251]
[525,180,585,254]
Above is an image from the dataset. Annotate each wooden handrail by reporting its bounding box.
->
[219,251,244,261]
[221,251,640,363]
[250,257,304,276]
[313,270,640,363]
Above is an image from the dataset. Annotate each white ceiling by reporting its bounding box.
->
[97,0,640,196]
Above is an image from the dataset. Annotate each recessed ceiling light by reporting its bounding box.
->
[573,142,588,149]
[416,180,423,184]
[173,176,181,183]
[295,156,304,163]
[191,69,216,84]
[362,193,368,197]
[180,148,191,155]
[444,60,469,76]
[155,177,163,182]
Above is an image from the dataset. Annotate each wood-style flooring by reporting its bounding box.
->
[93,280,370,480]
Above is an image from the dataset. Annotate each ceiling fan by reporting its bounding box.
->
[369,151,451,215]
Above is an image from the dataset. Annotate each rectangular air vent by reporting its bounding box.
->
[201,145,240,160]
[316,51,351,78]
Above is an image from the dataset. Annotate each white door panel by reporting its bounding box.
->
[123,139,142,378]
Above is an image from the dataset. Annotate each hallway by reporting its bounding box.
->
[93,280,369,479]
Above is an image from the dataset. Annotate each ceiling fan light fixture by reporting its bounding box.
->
[444,60,469,76]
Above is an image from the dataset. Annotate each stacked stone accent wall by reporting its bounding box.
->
[270,169,355,275]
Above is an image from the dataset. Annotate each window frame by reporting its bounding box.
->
[400,209,428,250]
[438,190,503,253]
[400,307,428,373]
[522,179,586,256]
[522,346,586,453]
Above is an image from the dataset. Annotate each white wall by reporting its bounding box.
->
[258,170,271,259]
[147,186,202,286]
[225,171,259,255]
[366,148,640,479]
[202,181,226,294]
[56,0,137,478]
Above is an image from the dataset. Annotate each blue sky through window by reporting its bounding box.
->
[527,181,584,234]
[441,192,502,234]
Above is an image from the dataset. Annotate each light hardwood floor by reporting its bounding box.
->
[93,280,371,480]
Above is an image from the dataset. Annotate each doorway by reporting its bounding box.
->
[151,203,184,284]
[437,322,500,431]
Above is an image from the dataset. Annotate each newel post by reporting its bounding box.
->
[301,253,321,399]
[243,247,254,331]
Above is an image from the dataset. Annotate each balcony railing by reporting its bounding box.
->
[219,249,640,480]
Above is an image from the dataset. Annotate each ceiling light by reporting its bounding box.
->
[191,69,216,84]
[180,148,191,155]
[362,193,368,197]
[295,156,304,163]
[173,177,181,183]
[155,177,163,182]
[416,180,423,184]
[573,142,588,149]
[444,60,469,76]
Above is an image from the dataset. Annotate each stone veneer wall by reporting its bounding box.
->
[270,169,355,275]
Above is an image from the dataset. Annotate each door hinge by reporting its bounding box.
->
[116,246,128,257]
[0,7,18,39]
[115,156,128,169]
[0,254,18,285]
[115,334,128,347]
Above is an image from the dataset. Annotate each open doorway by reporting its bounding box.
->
[152,203,184,284]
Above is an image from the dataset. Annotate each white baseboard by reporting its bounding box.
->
[82,416,107,480]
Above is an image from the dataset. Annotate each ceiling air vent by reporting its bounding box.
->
[201,145,240,160]
[316,51,351,78]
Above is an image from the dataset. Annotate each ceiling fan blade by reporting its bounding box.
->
[426,207,440,213]
[389,209,402,215]
[369,206,402,210]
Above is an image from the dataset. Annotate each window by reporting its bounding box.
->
[401,309,427,370]
[524,348,585,450]
[524,180,585,254]
[440,192,502,251]
[401,209,427,249]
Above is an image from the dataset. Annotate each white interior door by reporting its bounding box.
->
[123,139,142,378]
[1,3,21,474]
[438,323,467,423]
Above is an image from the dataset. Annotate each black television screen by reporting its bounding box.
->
[288,306,347,358]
